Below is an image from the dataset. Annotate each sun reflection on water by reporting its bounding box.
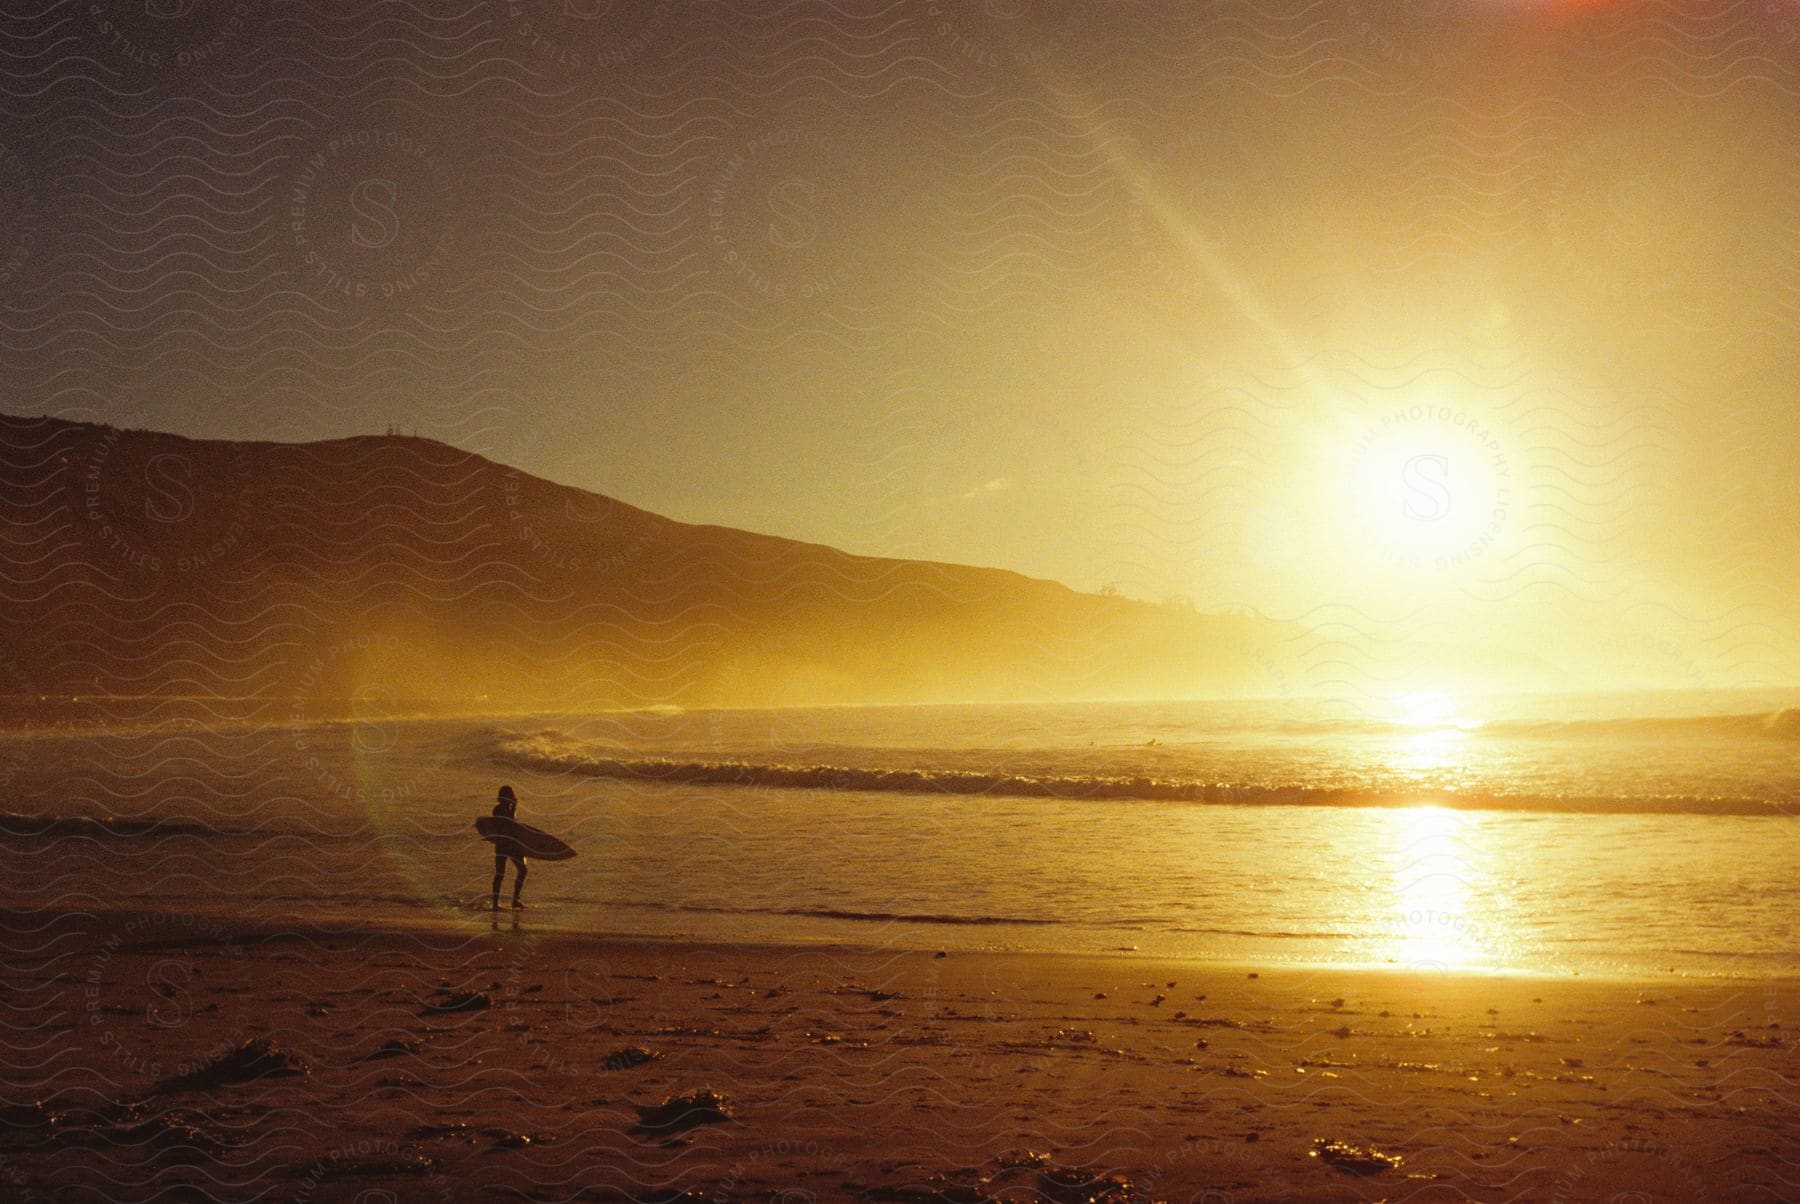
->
[1379,805,1496,971]
[1394,726,1470,777]
[1384,691,1484,781]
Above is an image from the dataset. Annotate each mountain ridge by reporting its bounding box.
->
[61,417,1091,590]
[0,411,1289,718]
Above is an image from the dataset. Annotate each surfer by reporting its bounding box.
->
[490,784,528,910]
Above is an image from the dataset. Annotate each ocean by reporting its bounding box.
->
[2,689,1795,978]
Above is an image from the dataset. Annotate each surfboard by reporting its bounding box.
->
[474,815,577,861]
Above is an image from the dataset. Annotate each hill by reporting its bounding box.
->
[0,413,1290,720]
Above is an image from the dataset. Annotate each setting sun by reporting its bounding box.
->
[1340,406,1513,573]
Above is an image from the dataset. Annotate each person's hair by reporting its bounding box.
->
[497,784,516,802]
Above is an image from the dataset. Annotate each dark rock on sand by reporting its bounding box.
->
[1034,1162,1142,1203]
[883,1151,1148,1204]
[630,1089,732,1134]
[151,1037,310,1095]
[0,1101,54,1130]
[602,1046,661,1071]
[355,1037,423,1062]
[1310,1137,1403,1175]
[32,1104,235,1157]
[318,1152,437,1178]
[863,1180,993,1203]
[113,1111,236,1154]
[410,1121,478,1142]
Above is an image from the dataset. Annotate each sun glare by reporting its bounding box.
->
[1340,408,1511,573]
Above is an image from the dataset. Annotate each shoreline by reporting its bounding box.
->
[14,899,1800,979]
[11,903,1797,987]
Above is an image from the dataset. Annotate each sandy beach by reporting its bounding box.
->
[3,907,1792,1202]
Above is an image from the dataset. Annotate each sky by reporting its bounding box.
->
[2,0,1796,692]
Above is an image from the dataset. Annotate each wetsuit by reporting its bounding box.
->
[490,797,527,908]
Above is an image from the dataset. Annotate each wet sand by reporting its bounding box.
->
[2,908,1794,1202]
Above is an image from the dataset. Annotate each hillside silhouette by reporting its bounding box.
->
[0,414,1288,719]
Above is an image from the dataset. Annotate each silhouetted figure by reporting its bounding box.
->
[490,784,528,910]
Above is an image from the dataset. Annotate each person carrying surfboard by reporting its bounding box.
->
[474,789,575,910]
[489,784,528,910]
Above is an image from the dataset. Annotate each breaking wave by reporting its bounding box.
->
[492,733,1792,816]
[1476,708,1800,741]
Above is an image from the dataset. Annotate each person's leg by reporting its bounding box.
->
[492,850,506,909]
[511,857,528,907]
